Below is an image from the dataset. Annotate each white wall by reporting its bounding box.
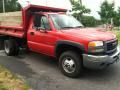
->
[18,0,72,10]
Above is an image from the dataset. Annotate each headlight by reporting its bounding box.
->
[88,41,104,53]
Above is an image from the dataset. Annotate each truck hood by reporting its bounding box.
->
[60,28,116,41]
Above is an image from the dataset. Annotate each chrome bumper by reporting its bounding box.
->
[83,47,120,69]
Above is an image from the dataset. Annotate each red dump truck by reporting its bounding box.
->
[0,5,120,78]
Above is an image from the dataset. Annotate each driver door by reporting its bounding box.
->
[27,14,57,56]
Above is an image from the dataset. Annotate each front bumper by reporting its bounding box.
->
[83,47,120,69]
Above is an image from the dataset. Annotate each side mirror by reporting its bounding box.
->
[39,27,47,33]
[39,27,46,30]
[32,26,47,33]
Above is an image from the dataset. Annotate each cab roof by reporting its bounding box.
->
[24,5,67,13]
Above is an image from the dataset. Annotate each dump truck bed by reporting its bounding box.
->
[0,11,25,38]
[0,5,67,38]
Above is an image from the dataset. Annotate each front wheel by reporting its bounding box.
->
[59,51,83,78]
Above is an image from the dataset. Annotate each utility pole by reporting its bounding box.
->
[2,0,5,13]
[79,0,82,6]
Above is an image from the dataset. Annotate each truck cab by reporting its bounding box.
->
[27,12,84,56]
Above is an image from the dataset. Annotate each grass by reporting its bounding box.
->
[0,65,30,90]
[108,29,120,44]
[0,82,7,90]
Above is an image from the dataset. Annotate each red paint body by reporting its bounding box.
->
[0,5,116,57]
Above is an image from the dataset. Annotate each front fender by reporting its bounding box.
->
[55,40,85,56]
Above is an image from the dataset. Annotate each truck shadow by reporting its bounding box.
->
[19,50,120,81]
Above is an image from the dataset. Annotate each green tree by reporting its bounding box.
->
[81,16,101,27]
[113,7,120,27]
[98,0,116,24]
[0,0,3,13]
[70,0,91,21]
[0,0,21,13]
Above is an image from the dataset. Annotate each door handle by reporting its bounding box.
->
[30,32,35,35]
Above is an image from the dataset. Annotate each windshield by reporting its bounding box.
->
[50,14,83,30]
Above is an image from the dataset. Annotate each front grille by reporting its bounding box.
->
[105,39,118,53]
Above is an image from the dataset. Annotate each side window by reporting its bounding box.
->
[41,16,51,30]
[33,15,51,30]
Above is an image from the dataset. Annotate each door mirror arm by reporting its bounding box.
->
[32,26,40,31]
[39,29,47,33]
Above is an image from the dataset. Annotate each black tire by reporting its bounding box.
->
[4,39,19,56]
[59,51,82,78]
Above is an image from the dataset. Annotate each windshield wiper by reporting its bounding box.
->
[74,26,83,28]
[61,26,83,29]
[61,27,75,29]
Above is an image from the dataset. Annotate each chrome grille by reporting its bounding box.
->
[105,39,118,53]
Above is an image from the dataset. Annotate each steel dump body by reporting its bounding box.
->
[0,5,67,38]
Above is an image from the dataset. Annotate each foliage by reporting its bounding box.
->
[109,30,120,44]
[113,7,120,26]
[0,0,21,13]
[0,0,3,13]
[98,0,116,24]
[70,0,101,27]
[70,0,91,21]
[81,16,102,27]
[98,0,120,27]
[0,65,30,90]
[0,82,8,90]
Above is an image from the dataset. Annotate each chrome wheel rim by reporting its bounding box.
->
[62,57,76,73]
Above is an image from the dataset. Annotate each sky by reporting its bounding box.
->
[81,0,120,19]
[18,0,72,10]
[18,0,120,20]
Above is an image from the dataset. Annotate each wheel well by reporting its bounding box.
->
[3,36,27,48]
[56,44,83,58]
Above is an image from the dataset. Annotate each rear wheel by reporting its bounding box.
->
[59,51,83,78]
[4,39,19,56]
